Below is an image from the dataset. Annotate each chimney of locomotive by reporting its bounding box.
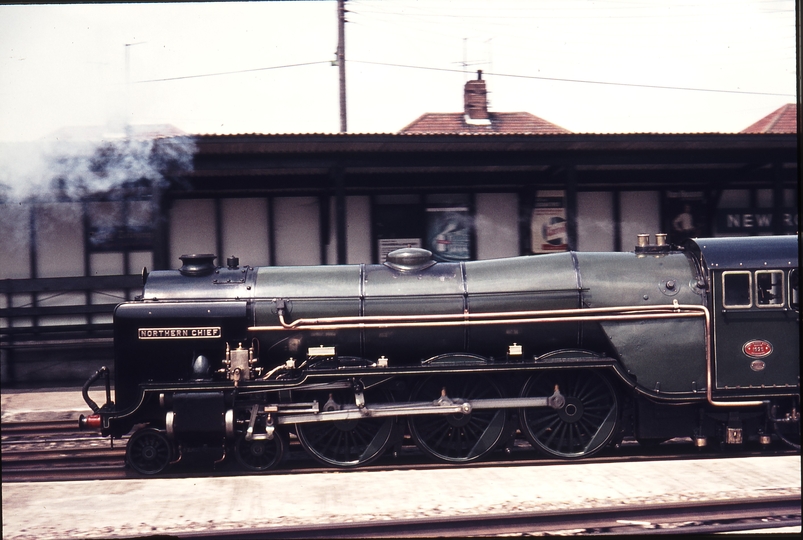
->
[464,70,490,123]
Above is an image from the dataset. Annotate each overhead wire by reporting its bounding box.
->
[349,60,795,97]
[135,61,332,84]
[132,56,793,98]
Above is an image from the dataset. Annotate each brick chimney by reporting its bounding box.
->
[464,70,491,125]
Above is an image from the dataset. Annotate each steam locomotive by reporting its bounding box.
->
[80,234,800,474]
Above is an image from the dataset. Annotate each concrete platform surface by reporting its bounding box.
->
[2,388,94,423]
[2,456,800,539]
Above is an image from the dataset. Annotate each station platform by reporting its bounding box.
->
[2,389,801,539]
[2,387,92,423]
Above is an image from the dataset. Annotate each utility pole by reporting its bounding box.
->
[334,1,348,263]
[337,0,347,132]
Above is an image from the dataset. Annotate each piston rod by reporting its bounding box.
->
[275,392,563,425]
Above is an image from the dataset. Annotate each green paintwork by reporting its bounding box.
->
[576,251,707,396]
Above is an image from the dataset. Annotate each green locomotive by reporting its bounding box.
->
[80,234,799,474]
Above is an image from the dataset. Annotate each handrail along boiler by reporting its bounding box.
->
[80,235,800,474]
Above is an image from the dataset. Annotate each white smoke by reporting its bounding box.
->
[0,132,196,275]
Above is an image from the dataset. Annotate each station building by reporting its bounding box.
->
[0,73,798,386]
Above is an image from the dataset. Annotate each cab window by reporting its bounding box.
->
[722,271,752,308]
[755,270,784,307]
[789,269,799,312]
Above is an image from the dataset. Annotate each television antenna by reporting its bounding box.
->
[453,38,493,82]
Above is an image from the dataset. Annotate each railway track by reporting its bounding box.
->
[2,447,124,467]
[2,418,799,483]
[2,419,121,481]
[1,419,82,436]
[130,496,801,538]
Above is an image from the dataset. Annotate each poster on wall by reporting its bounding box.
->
[531,191,567,253]
[378,238,422,263]
[426,206,472,262]
[664,191,708,245]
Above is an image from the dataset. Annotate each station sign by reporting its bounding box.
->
[716,208,798,234]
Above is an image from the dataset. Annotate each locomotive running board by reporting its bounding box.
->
[274,392,565,425]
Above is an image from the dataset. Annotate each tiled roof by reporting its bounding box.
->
[741,104,797,133]
[400,112,571,134]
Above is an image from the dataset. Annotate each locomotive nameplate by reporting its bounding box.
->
[138,327,221,339]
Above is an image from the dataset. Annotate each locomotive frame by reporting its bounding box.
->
[80,235,800,475]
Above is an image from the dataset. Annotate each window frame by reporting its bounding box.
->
[789,268,799,313]
[755,270,785,308]
[721,270,753,309]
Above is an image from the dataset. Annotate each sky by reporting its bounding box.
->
[0,0,798,142]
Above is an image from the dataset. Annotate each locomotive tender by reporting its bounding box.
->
[80,234,800,474]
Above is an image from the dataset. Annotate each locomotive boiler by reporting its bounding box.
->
[79,235,800,474]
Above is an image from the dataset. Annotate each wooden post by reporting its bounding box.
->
[337,0,347,133]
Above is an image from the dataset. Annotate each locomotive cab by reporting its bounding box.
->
[688,237,799,398]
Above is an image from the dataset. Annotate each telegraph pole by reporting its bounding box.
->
[337,0,347,132]
[332,1,348,263]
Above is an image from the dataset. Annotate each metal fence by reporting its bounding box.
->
[1,275,142,387]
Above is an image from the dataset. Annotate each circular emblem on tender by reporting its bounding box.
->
[750,360,766,372]
[743,339,773,358]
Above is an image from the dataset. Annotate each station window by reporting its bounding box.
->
[789,269,799,312]
[372,193,474,263]
[722,271,752,308]
[755,270,784,308]
[86,199,153,254]
[373,194,425,263]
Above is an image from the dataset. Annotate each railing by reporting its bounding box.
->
[1,275,143,387]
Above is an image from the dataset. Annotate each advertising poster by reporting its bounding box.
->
[426,206,472,262]
[531,190,567,253]
[664,190,708,244]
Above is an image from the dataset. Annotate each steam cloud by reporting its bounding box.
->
[0,132,196,278]
[0,134,196,203]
